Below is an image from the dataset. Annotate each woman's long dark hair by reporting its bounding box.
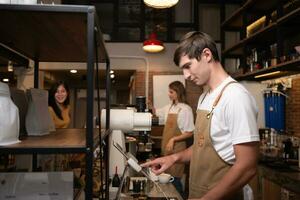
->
[48,81,70,120]
[169,81,187,104]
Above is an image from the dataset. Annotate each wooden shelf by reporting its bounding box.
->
[222,40,244,57]
[232,58,300,81]
[0,4,108,63]
[277,6,300,26]
[222,0,287,29]
[222,2,299,57]
[221,0,252,29]
[222,22,276,56]
[223,2,300,82]
[0,129,104,154]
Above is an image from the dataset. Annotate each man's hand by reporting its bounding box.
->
[140,154,177,175]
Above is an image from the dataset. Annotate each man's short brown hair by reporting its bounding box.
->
[173,31,220,66]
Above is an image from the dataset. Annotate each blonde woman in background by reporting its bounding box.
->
[150,81,195,198]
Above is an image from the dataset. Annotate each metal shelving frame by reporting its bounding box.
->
[0,4,110,199]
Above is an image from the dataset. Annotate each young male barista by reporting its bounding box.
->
[142,31,260,200]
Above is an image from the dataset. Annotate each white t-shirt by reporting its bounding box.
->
[197,76,260,163]
[156,103,195,133]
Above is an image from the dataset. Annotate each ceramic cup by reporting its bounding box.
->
[148,168,158,182]
[158,173,174,184]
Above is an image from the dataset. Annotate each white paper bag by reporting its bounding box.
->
[25,88,55,136]
[10,88,28,137]
[0,82,20,145]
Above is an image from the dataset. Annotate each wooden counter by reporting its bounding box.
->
[258,164,300,194]
[148,182,183,200]
[0,128,102,154]
[120,182,183,200]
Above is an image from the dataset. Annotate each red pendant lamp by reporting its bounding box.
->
[143,32,164,53]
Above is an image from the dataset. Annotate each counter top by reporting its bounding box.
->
[258,164,300,193]
[0,128,102,154]
[120,182,183,200]
[148,182,183,200]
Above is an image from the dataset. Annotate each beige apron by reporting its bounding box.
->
[161,107,186,177]
[189,81,243,199]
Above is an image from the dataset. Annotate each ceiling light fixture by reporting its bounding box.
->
[143,0,179,9]
[143,32,164,53]
[70,69,77,74]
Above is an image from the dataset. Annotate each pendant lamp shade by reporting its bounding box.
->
[143,33,164,53]
[144,0,179,9]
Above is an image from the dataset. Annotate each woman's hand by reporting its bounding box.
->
[147,100,156,115]
[166,138,175,152]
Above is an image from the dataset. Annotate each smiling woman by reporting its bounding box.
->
[48,81,71,128]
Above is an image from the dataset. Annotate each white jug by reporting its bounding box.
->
[0,82,20,145]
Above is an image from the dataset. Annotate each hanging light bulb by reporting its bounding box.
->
[144,0,179,9]
[143,32,164,53]
[70,69,77,74]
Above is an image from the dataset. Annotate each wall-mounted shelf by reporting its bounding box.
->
[233,58,300,81]
[277,6,300,26]
[223,22,276,57]
[222,0,285,29]
[222,1,300,81]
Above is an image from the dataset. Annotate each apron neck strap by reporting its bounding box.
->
[212,81,237,107]
[206,81,237,119]
[169,104,182,114]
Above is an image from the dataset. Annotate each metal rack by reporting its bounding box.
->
[0,4,110,199]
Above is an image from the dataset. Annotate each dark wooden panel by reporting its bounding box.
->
[0,4,108,62]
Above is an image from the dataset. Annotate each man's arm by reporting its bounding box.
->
[194,142,259,200]
[141,146,193,175]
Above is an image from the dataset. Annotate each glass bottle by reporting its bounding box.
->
[112,166,121,187]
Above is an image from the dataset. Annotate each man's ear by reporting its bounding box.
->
[202,48,213,63]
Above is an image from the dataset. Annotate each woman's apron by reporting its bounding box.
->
[161,108,186,177]
[189,81,243,199]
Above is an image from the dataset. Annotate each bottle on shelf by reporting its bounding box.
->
[251,48,263,71]
[112,166,120,187]
[270,43,278,66]
[261,50,270,68]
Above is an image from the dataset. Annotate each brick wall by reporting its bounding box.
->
[286,77,300,137]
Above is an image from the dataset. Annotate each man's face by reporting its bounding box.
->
[178,53,210,86]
